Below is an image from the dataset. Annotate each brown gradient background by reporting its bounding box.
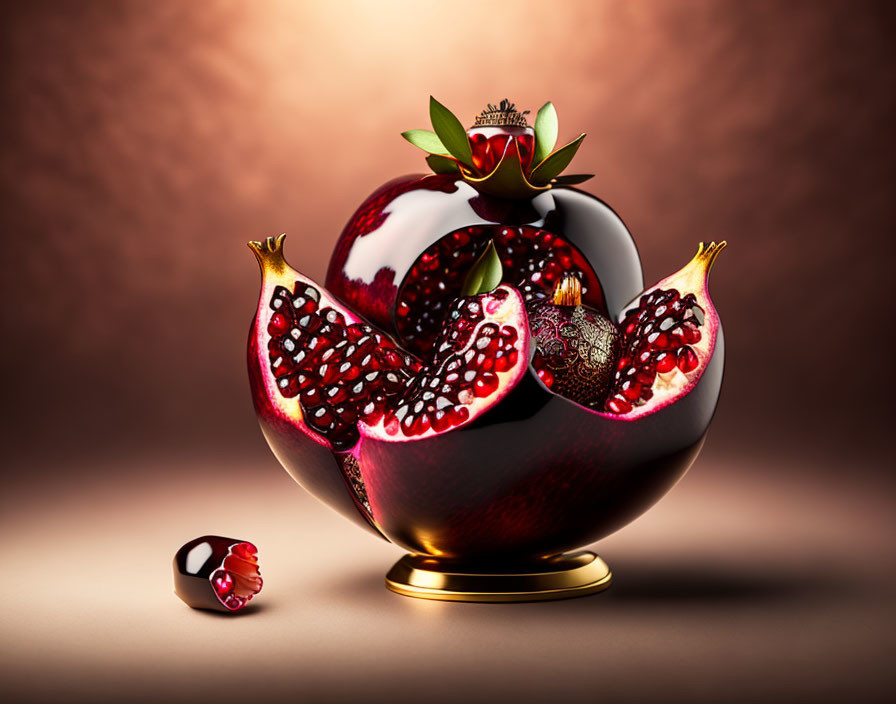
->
[1,1,894,703]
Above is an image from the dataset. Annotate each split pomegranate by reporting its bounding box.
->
[250,96,728,563]
[250,229,726,558]
[250,234,530,523]
[603,241,725,419]
[266,275,525,451]
[265,281,423,453]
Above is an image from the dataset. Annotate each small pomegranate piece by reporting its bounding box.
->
[174,536,262,613]
[603,241,726,419]
[529,275,621,408]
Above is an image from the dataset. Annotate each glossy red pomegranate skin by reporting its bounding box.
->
[325,174,644,338]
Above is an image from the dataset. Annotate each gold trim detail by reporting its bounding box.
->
[552,275,583,306]
[385,551,612,603]
[247,233,288,276]
[472,99,530,127]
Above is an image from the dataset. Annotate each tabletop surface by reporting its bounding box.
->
[2,453,893,704]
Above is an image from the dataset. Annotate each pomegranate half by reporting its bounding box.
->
[248,235,726,560]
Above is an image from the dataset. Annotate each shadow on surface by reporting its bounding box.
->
[570,557,861,607]
[317,557,865,611]
[189,600,272,618]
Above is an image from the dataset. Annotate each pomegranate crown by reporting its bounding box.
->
[473,99,530,127]
[401,96,593,199]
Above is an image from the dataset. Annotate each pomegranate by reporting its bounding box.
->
[326,97,643,357]
[529,275,621,408]
[602,242,725,418]
[173,536,263,613]
[249,231,726,560]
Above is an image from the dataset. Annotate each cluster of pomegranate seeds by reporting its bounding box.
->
[605,288,705,415]
[395,226,602,353]
[382,291,520,437]
[267,283,422,451]
[267,283,521,448]
[210,542,262,611]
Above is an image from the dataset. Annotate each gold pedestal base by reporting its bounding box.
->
[385,551,612,603]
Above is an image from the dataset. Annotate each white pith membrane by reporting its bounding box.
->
[600,242,725,421]
[250,235,530,452]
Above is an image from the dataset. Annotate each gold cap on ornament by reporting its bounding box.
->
[472,99,530,128]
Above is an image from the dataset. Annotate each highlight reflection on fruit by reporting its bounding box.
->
[247,97,727,601]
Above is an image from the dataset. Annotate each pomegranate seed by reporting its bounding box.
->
[655,351,676,373]
[536,367,554,388]
[451,406,470,424]
[682,322,702,344]
[621,381,642,401]
[431,410,451,432]
[635,368,656,386]
[493,352,511,372]
[267,312,290,337]
[213,571,234,597]
[647,331,669,349]
[473,373,499,398]
[677,346,699,373]
[606,395,632,414]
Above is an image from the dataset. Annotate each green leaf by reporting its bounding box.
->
[461,240,503,296]
[551,173,594,186]
[429,96,472,167]
[425,154,460,174]
[529,133,586,185]
[533,102,558,165]
[401,129,449,155]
